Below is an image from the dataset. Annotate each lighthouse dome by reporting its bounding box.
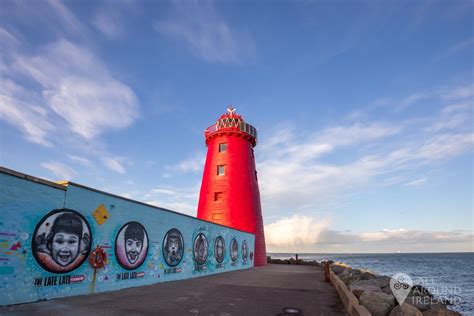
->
[205,106,257,146]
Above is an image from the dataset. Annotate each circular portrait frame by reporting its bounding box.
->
[242,240,248,262]
[31,208,92,274]
[214,236,225,263]
[230,238,238,263]
[193,233,209,265]
[115,221,149,270]
[162,228,184,267]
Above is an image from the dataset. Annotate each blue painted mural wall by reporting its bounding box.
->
[0,170,255,306]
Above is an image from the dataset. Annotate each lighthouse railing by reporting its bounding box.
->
[205,122,257,139]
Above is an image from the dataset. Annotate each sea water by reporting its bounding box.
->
[268,252,473,315]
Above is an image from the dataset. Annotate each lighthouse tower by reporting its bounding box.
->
[197,107,267,266]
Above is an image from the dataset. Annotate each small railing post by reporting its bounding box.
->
[324,261,330,282]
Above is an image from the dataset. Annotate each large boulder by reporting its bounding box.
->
[339,269,357,283]
[404,296,432,311]
[350,284,382,298]
[331,263,349,275]
[360,291,396,316]
[382,285,394,295]
[339,268,374,285]
[404,285,435,311]
[359,271,378,281]
[389,303,423,316]
[306,260,320,267]
[429,304,449,311]
[404,297,454,313]
[339,267,355,276]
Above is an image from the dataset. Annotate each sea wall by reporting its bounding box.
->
[328,266,371,316]
[0,168,255,306]
[328,262,461,316]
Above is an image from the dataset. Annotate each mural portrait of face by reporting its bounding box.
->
[242,240,248,262]
[51,231,80,266]
[162,229,184,267]
[193,233,208,265]
[214,236,225,263]
[115,222,149,270]
[230,238,238,262]
[32,209,92,273]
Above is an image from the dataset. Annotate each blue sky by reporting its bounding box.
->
[0,0,472,253]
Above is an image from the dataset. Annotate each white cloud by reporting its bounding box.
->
[0,28,19,48]
[0,80,55,147]
[403,178,427,187]
[46,0,85,35]
[433,37,474,61]
[145,201,196,216]
[94,11,122,39]
[257,86,474,218]
[41,161,77,180]
[102,157,126,174]
[0,12,139,151]
[316,122,402,147]
[92,0,139,39]
[442,102,472,114]
[265,216,474,252]
[1,1,87,40]
[356,229,473,245]
[395,92,431,112]
[258,123,405,214]
[120,192,134,199]
[140,184,200,216]
[427,112,469,132]
[154,0,255,63]
[0,1,141,182]
[265,215,331,250]
[260,122,401,164]
[66,154,91,166]
[441,83,474,101]
[11,40,139,140]
[416,132,473,161]
[167,153,205,173]
[0,28,139,176]
[151,188,178,195]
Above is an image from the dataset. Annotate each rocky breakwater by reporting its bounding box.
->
[328,262,461,316]
[267,256,321,266]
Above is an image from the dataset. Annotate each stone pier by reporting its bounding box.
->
[0,264,346,315]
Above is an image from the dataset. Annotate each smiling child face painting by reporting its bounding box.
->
[32,210,91,273]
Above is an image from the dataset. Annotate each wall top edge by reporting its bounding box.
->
[0,166,254,236]
[0,166,67,190]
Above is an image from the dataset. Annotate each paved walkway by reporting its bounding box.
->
[0,264,346,316]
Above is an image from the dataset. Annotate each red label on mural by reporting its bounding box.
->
[71,275,85,283]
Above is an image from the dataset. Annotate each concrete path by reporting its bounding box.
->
[0,264,346,316]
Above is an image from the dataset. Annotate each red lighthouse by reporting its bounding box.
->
[197,107,267,266]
